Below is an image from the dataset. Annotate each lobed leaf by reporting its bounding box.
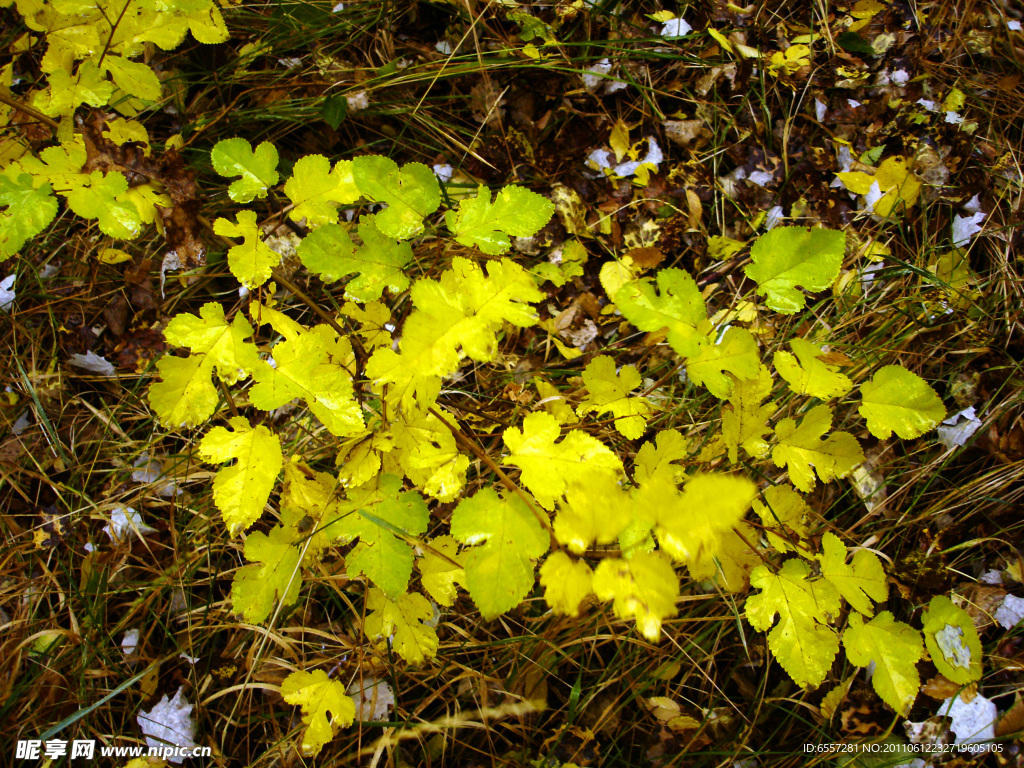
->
[858,365,945,439]
[744,227,846,314]
[211,138,280,203]
[444,184,554,254]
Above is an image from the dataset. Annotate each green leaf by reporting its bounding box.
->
[843,612,923,715]
[364,588,439,664]
[281,670,355,757]
[686,327,760,399]
[774,338,853,400]
[322,93,348,129]
[329,474,429,599]
[64,171,143,239]
[858,365,945,439]
[297,214,412,302]
[921,595,982,684]
[444,184,553,255]
[213,210,281,289]
[285,155,361,227]
[816,532,887,615]
[576,355,653,439]
[211,138,280,203]
[34,62,112,117]
[772,405,864,492]
[198,417,282,535]
[147,302,260,428]
[744,227,846,314]
[613,268,706,358]
[0,168,58,261]
[503,412,623,510]
[231,524,303,623]
[102,55,162,101]
[746,559,840,688]
[353,155,440,239]
[450,487,549,619]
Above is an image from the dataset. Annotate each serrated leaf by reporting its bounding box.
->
[285,155,361,227]
[921,595,982,684]
[353,155,440,239]
[450,488,549,618]
[198,417,282,535]
[147,303,260,427]
[859,365,945,439]
[418,535,465,607]
[634,429,691,486]
[444,184,554,255]
[367,257,541,412]
[297,214,412,301]
[744,227,846,314]
[843,612,923,715]
[753,484,811,554]
[613,268,706,358]
[503,411,623,510]
[746,559,841,688]
[540,550,594,616]
[652,473,756,566]
[211,138,280,203]
[330,474,428,598]
[281,670,355,757]
[554,473,634,554]
[576,355,653,439]
[102,55,162,101]
[687,327,760,399]
[772,405,864,492]
[65,170,143,239]
[249,323,363,437]
[817,532,887,615]
[0,168,58,261]
[34,62,112,117]
[686,520,761,592]
[364,588,439,664]
[391,409,468,502]
[231,524,302,623]
[592,551,679,641]
[213,210,281,288]
[721,364,777,463]
[774,338,853,400]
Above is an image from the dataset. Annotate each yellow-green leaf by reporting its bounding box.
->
[418,535,465,607]
[816,532,887,615]
[858,365,945,439]
[921,595,982,684]
[653,473,756,565]
[744,227,846,314]
[213,210,281,289]
[281,670,355,757]
[540,550,594,616]
[843,612,923,716]
[198,417,282,535]
[364,588,439,664]
[686,327,760,399]
[231,525,303,623]
[772,405,864,492]
[592,551,678,641]
[576,355,653,439]
[774,338,852,400]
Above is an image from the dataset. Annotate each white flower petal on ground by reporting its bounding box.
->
[132,454,181,498]
[0,274,15,313]
[435,41,453,55]
[103,506,158,541]
[137,687,198,764]
[995,594,1024,629]
[1008,20,1021,31]
[122,629,140,659]
[937,406,982,450]
[864,180,884,212]
[963,194,983,214]
[892,69,910,85]
[351,676,395,721]
[952,212,985,248]
[815,99,827,121]
[68,351,117,376]
[432,163,454,182]
[612,137,662,177]
[765,206,784,230]
[346,91,369,112]
[747,170,774,187]
[660,17,692,37]
[582,58,612,90]
[944,111,964,125]
[939,693,997,745]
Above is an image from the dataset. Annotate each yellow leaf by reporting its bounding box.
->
[418,535,465,607]
[592,551,678,641]
[281,669,355,756]
[610,118,630,163]
[97,247,132,264]
[540,550,594,616]
[199,416,282,535]
[364,588,439,664]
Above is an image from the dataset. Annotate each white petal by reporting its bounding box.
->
[995,594,1024,629]
[940,693,996,745]
[660,17,692,38]
[892,69,910,85]
[864,180,883,212]
[68,351,117,377]
[765,206,784,230]
[138,687,198,763]
[952,212,985,247]
[432,163,454,183]
[122,629,140,658]
[0,274,15,313]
